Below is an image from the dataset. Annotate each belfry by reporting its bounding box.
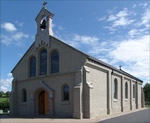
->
[35,1,54,49]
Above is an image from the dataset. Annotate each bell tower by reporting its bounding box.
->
[35,1,54,49]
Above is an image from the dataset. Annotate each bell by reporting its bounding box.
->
[40,19,46,29]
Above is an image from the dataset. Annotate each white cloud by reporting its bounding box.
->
[58,26,64,30]
[98,16,106,21]
[104,26,116,31]
[12,32,29,40]
[98,58,109,64]
[67,41,80,48]
[113,17,135,27]
[1,22,17,32]
[1,22,29,46]
[106,8,135,27]
[107,15,117,21]
[18,53,23,57]
[128,29,138,37]
[109,35,149,62]
[73,34,99,45]
[108,35,149,83]
[1,32,29,46]
[139,3,148,8]
[133,4,136,8]
[7,73,12,77]
[15,21,24,27]
[116,8,128,17]
[107,8,128,22]
[141,9,150,26]
[0,34,12,45]
[67,34,112,56]
[0,78,13,92]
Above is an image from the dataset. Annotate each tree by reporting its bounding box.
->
[6,91,10,97]
[0,91,4,97]
[143,83,150,102]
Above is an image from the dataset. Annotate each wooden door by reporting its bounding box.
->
[38,91,49,115]
[44,91,49,115]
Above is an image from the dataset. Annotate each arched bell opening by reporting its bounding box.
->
[40,15,47,31]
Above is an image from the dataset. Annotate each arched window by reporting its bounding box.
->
[22,89,27,102]
[133,84,135,98]
[30,56,36,77]
[51,50,59,73]
[40,49,47,75]
[114,78,118,99]
[62,85,69,101]
[125,82,128,99]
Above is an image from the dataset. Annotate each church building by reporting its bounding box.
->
[10,2,144,119]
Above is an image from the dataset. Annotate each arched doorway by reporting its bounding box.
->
[38,90,49,115]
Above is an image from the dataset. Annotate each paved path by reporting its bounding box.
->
[0,109,149,123]
[98,109,150,123]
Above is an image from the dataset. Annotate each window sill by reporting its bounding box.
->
[61,101,70,105]
[39,74,47,77]
[113,99,118,102]
[50,72,59,75]
[29,76,36,78]
[125,99,128,102]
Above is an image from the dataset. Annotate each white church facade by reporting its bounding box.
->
[10,3,144,119]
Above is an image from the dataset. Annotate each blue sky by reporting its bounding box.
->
[0,0,150,92]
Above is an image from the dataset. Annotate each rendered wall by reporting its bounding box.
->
[84,64,108,118]
[15,72,75,117]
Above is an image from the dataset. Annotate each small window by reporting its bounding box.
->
[51,50,59,73]
[30,56,36,77]
[125,82,128,99]
[133,84,135,98]
[114,78,118,99]
[22,89,27,102]
[40,49,47,75]
[62,85,69,101]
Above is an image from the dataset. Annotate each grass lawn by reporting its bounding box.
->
[0,97,10,103]
[0,113,9,115]
[145,105,150,108]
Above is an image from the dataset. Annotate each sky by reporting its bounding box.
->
[0,0,150,92]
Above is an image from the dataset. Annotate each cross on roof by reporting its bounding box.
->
[43,1,47,8]
[119,65,122,70]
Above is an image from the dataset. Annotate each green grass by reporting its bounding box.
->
[0,97,10,112]
[0,113,9,115]
[0,97,10,103]
[145,105,150,108]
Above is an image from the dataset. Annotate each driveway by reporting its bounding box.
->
[98,108,150,123]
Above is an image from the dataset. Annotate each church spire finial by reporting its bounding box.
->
[43,0,47,8]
